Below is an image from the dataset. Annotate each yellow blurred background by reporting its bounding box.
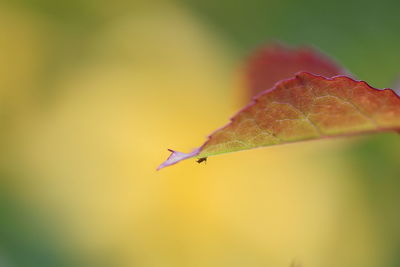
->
[1,0,400,266]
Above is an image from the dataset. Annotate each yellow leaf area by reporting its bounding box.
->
[199,73,400,157]
[0,1,393,267]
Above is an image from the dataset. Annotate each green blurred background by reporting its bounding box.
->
[0,0,399,266]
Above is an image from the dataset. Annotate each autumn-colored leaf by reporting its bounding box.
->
[246,44,348,99]
[158,72,400,170]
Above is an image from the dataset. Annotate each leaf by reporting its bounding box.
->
[246,44,348,99]
[158,72,400,170]
[392,76,400,96]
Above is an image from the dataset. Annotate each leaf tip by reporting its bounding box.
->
[157,148,201,170]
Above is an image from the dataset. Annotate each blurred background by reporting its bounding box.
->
[0,0,400,266]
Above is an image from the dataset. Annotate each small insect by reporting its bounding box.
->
[196,157,207,164]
